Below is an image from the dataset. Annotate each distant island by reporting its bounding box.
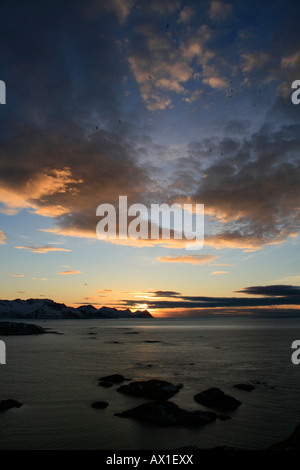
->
[0,298,152,319]
[0,321,56,335]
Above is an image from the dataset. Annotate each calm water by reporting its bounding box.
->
[1,316,300,450]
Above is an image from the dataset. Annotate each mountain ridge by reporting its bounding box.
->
[0,298,152,319]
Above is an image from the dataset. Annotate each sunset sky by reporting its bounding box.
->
[0,0,300,316]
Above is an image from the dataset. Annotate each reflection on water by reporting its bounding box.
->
[0,317,300,450]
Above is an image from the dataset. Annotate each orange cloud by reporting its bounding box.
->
[41,226,202,249]
[210,270,228,275]
[15,245,71,253]
[157,254,218,265]
[0,168,81,216]
[0,230,7,244]
[57,270,82,275]
[128,25,212,110]
[10,273,24,277]
[203,77,227,89]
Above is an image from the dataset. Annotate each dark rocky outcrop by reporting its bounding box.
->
[234,383,255,392]
[91,401,109,409]
[0,321,50,335]
[194,388,241,411]
[115,401,217,427]
[117,379,183,401]
[99,374,127,383]
[0,399,22,412]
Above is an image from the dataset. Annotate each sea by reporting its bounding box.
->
[0,316,300,450]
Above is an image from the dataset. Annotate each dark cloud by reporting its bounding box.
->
[0,0,131,134]
[236,285,300,297]
[0,122,153,235]
[149,290,181,297]
[176,122,300,250]
[0,0,299,253]
[121,285,300,310]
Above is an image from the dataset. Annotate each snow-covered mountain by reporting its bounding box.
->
[0,298,152,319]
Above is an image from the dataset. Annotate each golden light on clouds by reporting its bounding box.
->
[15,245,71,254]
[157,254,218,265]
[0,230,7,244]
[210,270,228,275]
[57,270,82,275]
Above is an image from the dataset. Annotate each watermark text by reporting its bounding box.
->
[96,196,204,250]
[0,340,6,364]
[0,80,6,104]
[291,80,300,105]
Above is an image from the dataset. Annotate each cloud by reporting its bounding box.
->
[88,0,135,24]
[211,263,233,266]
[0,0,299,256]
[107,0,135,23]
[128,24,219,110]
[236,285,300,296]
[277,275,300,285]
[202,77,228,89]
[83,295,107,301]
[0,168,81,215]
[149,290,181,297]
[10,273,24,277]
[57,270,82,275]
[121,284,300,310]
[210,270,228,275]
[177,6,194,24]
[15,245,71,254]
[182,123,300,250]
[0,123,154,242]
[157,254,218,265]
[5,120,298,253]
[0,1,153,241]
[209,1,232,21]
[241,52,271,73]
[0,230,7,244]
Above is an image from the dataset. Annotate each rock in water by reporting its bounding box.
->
[115,401,216,427]
[117,379,183,401]
[0,321,48,335]
[194,388,241,411]
[0,399,22,412]
[99,374,126,383]
[91,401,109,409]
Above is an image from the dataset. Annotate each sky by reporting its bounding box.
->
[0,0,300,317]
